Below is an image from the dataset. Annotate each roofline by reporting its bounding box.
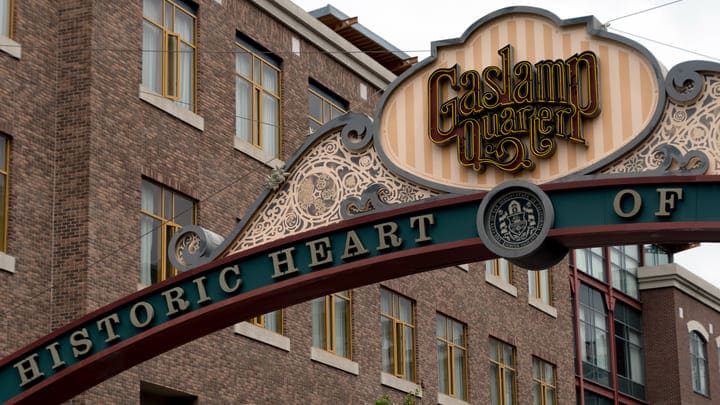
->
[250,0,396,89]
[639,263,720,313]
[308,4,413,60]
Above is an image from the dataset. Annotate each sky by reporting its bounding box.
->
[293,0,720,286]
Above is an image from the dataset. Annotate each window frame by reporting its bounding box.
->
[139,179,196,285]
[578,283,611,386]
[142,0,197,110]
[532,357,557,405]
[610,245,640,298]
[573,247,606,281]
[0,0,13,39]
[250,310,283,335]
[614,302,646,399]
[436,313,468,400]
[690,331,709,396]
[235,36,282,158]
[0,134,9,253]
[381,288,416,382]
[486,258,512,283]
[312,290,352,358]
[308,80,348,132]
[529,269,552,306]
[489,337,517,405]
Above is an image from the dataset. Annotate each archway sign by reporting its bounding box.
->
[3,7,720,403]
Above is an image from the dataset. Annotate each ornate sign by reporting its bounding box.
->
[428,44,600,173]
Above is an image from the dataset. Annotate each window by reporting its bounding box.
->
[611,245,640,298]
[486,258,512,283]
[614,303,645,399]
[140,381,197,405]
[529,269,552,306]
[489,337,516,405]
[140,179,196,285]
[381,288,415,381]
[574,248,606,281]
[690,331,709,396]
[312,290,351,358]
[0,135,8,252]
[0,0,12,38]
[532,357,557,405]
[142,0,196,111]
[250,310,283,335]
[643,244,671,266]
[437,313,467,400]
[308,80,348,133]
[581,390,613,405]
[235,36,281,158]
[578,284,610,386]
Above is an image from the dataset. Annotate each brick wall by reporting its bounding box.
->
[1,0,574,403]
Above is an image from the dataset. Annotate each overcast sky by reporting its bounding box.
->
[294,0,720,286]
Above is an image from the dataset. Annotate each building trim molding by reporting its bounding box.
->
[310,347,359,375]
[639,263,720,313]
[250,0,395,89]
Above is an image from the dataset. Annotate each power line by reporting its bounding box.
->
[605,0,683,25]
[609,27,720,63]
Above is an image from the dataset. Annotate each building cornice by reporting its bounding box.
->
[250,0,396,89]
[639,263,720,313]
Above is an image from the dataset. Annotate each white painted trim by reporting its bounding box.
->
[715,335,720,348]
[380,372,423,397]
[687,320,710,341]
[249,0,395,89]
[0,34,20,59]
[233,137,285,168]
[485,273,517,297]
[234,322,290,351]
[438,393,470,405]
[529,297,558,318]
[310,347,359,375]
[0,252,16,273]
[639,263,720,313]
[456,263,469,272]
[138,85,204,131]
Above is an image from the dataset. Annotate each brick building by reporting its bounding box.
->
[0,1,719,404]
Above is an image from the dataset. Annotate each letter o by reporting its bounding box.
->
[130,301,155,328]
[613,189,642,218]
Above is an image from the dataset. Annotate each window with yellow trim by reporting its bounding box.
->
[250,310,283,335]
[235,35,281,158]
[489,337,517,405]
[381,288,415,381]
[0,135,9,252]
[529,269,552,306]
[0,0,13,38]
[437,313,467,400]
[140,179,196,285]
[142,0,196,111]
[308,80,347,133]
[486,258,512,283]
[532,357,557,405]
[312,290,351,358]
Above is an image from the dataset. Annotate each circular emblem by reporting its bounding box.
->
[486,190,546,250]
[477,181,562,269]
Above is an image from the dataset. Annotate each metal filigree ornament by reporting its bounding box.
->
[227,115,440,254]
[602,65,720,176]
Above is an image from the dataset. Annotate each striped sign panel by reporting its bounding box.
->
[377,11,662,191]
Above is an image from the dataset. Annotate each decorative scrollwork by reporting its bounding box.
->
[341,183,393,218]
[646,144,709,175]
[666,61,720,104]
[168,225,225,272]
[340,113,374,151]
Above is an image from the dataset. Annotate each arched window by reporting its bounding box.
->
[690,331,709,396]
